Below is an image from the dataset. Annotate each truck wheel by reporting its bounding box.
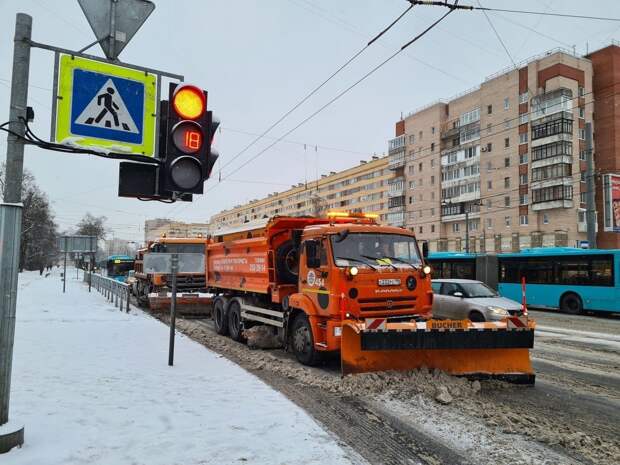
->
[276,240,299,284]
[227,301,245,342]
[291,314,321,366]
[213,298,229,335]
[560,293,583,315]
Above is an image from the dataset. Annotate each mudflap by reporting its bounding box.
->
[340,321,535,384]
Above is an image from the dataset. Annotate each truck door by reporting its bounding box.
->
[301,238,332,314]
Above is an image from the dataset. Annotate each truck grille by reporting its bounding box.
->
[357,296,417,313]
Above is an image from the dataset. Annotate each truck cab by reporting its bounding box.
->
[288,218,432,363]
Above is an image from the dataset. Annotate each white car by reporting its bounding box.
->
[432,279,524,322]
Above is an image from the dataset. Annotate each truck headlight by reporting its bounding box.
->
[487,306,508,315]
[348,266,358,276]
[423,265,431,275]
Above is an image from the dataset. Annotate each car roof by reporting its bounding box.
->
[431,278,482,284]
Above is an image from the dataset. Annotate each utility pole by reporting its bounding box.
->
[168,253,179,366]
[465,208,470,254]
[585,122,597,248]
[0,13,31,454]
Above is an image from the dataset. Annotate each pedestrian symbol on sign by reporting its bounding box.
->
[75,78,138,134]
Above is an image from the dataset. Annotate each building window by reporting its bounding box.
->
[504,97,510,110]
[519,133,528,144]
[409,196,413,204]
[486,199,492,209]
[579,107,585,119]
[519,153,528,164]
[432,191,436,200]
[532,140,572,161]
[580,192,586,204]
[519,173,528,185]
[519,92,529,104]
[520,193,529,205]
[419,130,423,139]
[520,215,528,225]
[505,216,511,227]
[409,165,415,174]
[431,208,435,216]
[532,163,572,182]
[532,185,573,203]
[543,213,549,224]
[419,226,423,234]
[431,142,435,152]
[531,116,573,140]
[409,180,416,189]
[432,126,436,134]
[578,86,585,97]
[579,128,586,140]
[419,179,424,187]
[505,137,510,148]
[579,149,587,161]
[504,157,511,167]
[409,134,415,144]
[431,224,435,233]
[453,223,460,233]
[519,113,529,125]
[431,175,435,185]
[580,171,586,182]
[486,142,492,152]
[504,177,511,188]
[504,196,511,207]
[487,180,493,190]
[487,218,493,229]
[487,104,493,114]
[419,162,423,172]
[504,119,511,129]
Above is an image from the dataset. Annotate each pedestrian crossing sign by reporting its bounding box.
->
[53,54,157,156]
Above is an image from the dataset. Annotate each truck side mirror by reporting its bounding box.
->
[422,241,429,259]
[305,241,321,269]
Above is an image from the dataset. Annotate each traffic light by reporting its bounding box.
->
[160,82,218,196]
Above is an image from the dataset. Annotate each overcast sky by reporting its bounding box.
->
[1,0,619,242]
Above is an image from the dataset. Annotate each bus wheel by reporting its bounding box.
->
[213,298,229,335]
[469,311,485,322]
[291,314,321,366]
[560,293,583,315]
[227,301,244,342]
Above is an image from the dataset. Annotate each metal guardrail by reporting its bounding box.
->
[86,272,131,312]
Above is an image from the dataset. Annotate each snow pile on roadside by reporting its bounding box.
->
[8,270,364,465]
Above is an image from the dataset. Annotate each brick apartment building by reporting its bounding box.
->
[388,45,620,253]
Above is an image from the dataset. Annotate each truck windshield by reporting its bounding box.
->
[331,233,422,268]
[152,243,204,254]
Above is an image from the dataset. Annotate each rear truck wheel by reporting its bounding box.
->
[276,240,299,284]
[213,298,229,335]
[560,293,583,315]
[291,314,321,366]
[469,311,485,322]
[227,301,245,342]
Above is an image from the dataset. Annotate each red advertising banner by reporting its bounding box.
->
[612,175,620,232]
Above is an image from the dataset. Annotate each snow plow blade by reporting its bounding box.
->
[340,319,535,384]
[148,292,212,315]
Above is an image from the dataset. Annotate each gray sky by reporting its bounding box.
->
[1,0,619,242]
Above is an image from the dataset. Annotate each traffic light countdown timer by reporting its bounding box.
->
[117,82,219,201]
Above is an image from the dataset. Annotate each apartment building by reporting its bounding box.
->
[144,219,211,243]
[209,155,392,230]
[389,48,596,253]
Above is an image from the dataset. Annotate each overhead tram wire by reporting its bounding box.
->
[215,5,459,188]
[217,3,416,172]
[405,1,620,22]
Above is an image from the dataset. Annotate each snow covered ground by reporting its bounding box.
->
[7,269,363,465]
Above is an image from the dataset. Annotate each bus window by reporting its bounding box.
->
[590,256,614,286]
[558,258,590,285]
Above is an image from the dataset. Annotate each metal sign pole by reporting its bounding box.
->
[0,12,31,454]
[63,237,67,294]
[168,253,178,366]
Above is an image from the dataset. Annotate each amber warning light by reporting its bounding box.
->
[172,84,206,120]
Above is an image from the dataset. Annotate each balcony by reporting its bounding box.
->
[388,135,406,154]
[532,199,573,211]
[388,195,406,209]
[387,180,405,197]
[387,211,405,227]
[388,150,406,169]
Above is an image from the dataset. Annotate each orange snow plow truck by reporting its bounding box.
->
[208,214,535,383]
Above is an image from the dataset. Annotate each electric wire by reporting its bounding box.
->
[217,3,416,173]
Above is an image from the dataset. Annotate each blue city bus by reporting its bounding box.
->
[105,255,135,282]
[428,248,620,314]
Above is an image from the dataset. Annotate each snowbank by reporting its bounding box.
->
[7,270,362,465]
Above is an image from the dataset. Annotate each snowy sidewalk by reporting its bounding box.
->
[8,270,362,465]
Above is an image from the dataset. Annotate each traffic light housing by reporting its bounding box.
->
[160,82,218,196]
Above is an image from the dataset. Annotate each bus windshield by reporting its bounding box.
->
[107,260,134,277]
[331,232,421,268]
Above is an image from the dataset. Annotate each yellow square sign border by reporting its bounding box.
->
[54,54,157,156]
